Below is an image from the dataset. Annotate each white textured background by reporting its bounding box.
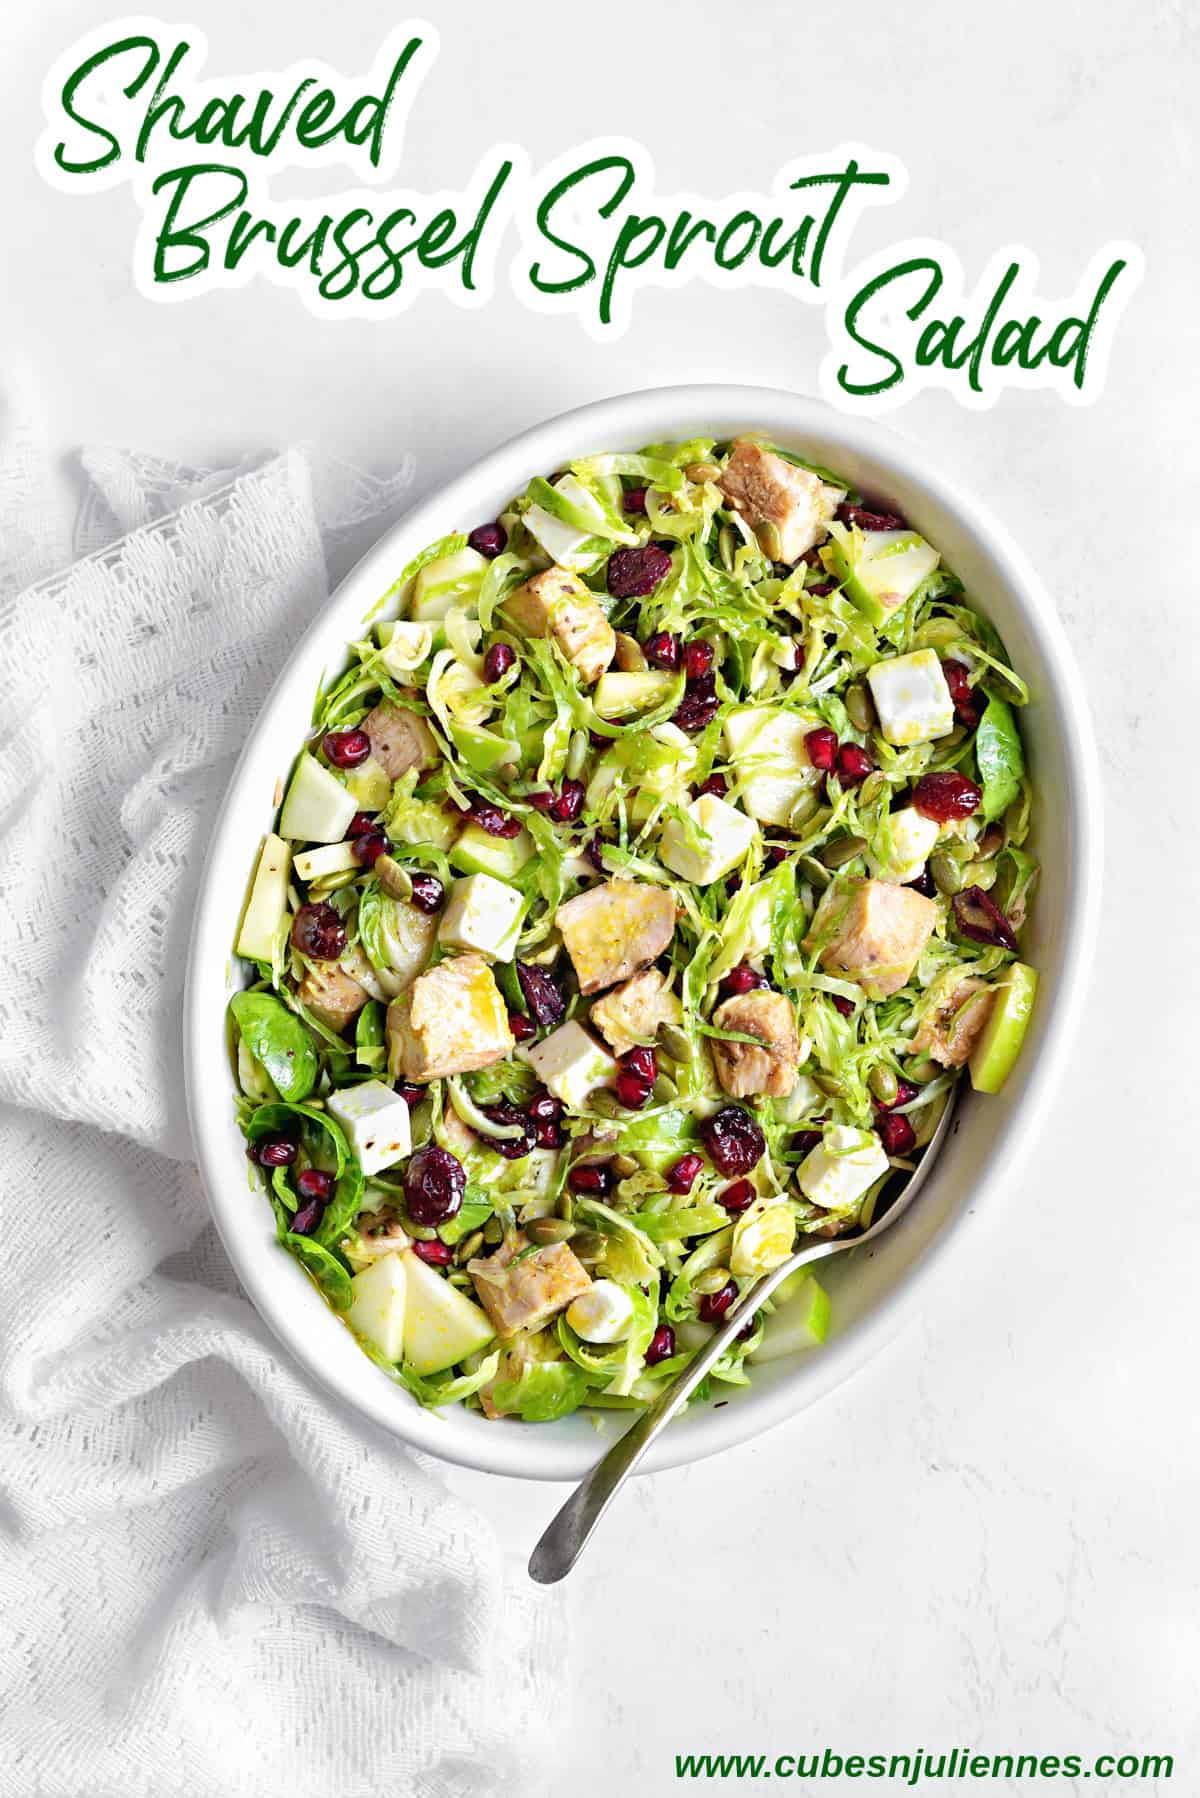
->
[4,0,1195,1789]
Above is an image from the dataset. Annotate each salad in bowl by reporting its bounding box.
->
[229,434,1038,1425]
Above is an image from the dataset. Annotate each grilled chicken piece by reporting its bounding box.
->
[589,967,681,1058]
[503,565,615,683]
[717,441,842,563]
[386,952,513,1079]
[711,990,801,1098]
[298,961,369,1033]
[469,1237,591,1339]
[808,879,938,999]
[555,879,676,995]
[362,700,438,780]
[912,975,994,1066]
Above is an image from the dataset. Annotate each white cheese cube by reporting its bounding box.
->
[524,474,608,570]
[866,650,954,746]
[659,793,757,886]
[566,1279,634,1344]
[438,873,525,960]
[867,806,941,884]
[723,706,820,826]
[521,1020,617,1111]
[797,1125,889,1212]
[326,1080,413,1176]
[730,1202,797,1277]
[347,1253,408,1360]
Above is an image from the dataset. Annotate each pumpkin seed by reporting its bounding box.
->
[660,1023,693,1063]
[903,1055,940,1085]
[406,1222,438,1242]
[859,771,888,806]
[483,1216,504,1245]
[571,1230,609,1263]
[718,525,738,573]
[695,1266,733,1295]
[869,1065,899,1105]
[556,1192,575,1223]
[375,856,412,902]
[757,521,783,562]
[787,789,820,830]
[612,1153,639,1177]
[456,1230,484,1263]
[813,1071,846,1098]
[844,681,876,732]
[614,632,647,673]
[818,834,867,869]
[931,850,966,896]
[686,461,721,484]
[525,1216,577,1245]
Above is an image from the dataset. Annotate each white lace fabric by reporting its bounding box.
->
[0,386,566,1798]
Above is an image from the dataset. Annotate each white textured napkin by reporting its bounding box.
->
[0,374,567,1798]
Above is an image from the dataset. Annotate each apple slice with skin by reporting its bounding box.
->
[401,1251,494,1376]
[970,961,1039,1094]
[749,1274,831,1364]
[347,1254,407,1362]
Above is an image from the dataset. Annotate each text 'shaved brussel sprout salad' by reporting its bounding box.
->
[230,436,1039,1423]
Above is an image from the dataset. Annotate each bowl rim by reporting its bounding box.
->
[183,382,1103,1482]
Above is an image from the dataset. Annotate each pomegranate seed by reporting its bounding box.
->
[878,1111,917,1157]
[323,728,371,769]
[837,501,907,532]
[534,1118,565,1149]
[908,869,937,898]
[764,844,789,867]
[942,659,979,727]
[527,1092,563,1124]
[723,962,767,996]
[876,1077,919,1113]
[256,1135,298,1168]
[615,1069,653,1110]
[719,1178,756,1213]
[295,1168,334,1202]
[831,994,855,1017]
[291,902,347,960]
[644,631,681,671]
[408,872,444,913]
[684,640,714,680]
[568,1163,613,1195]
[549,779,585,823]
[397,1083,426,1107]
[698,1279,738,1323]
[953,886,1019,953]
[606,543,673,599]
[621,1045,658,1084]
[353,831,391,867]
[526,788,555,813]
[467,521,507,559]
[666,1152,704,1194]
[912,771,982,822]
[347,811,377,837]
[698,773,728,798]
[585,836,608,873]
[516,962,566,1028]
[623,486,648,514]
[470,803,522,839]
[644,1323,676,1365]
[404,1145,465,1226]
[412,1238,454,1266]
[508,1010,536,1042]
[793,1129,823,1154]
[290,1198,326,1236]
[483,642,516,684]
[699,1106,765,1177]
[835,742,873,785]
[805,726,839,771]
[807,579,836,598]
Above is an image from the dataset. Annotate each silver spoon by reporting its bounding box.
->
[529,1087,959,1584]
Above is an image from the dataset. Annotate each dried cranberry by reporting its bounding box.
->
[674,672,719,733]
[623,486,648,515]
[764,844,789,868]
[411,1238,454,1266]
[723,962,767,997]
[878,1111,917,1157]
[352,831,391,867]
[508,1010,536,1043]
[516,961,566,1029]
[912,771,982,822]
[485,1102,536,1160]
[470,803,522,839]
[835,742,873,785]
[256,1135,298,1168]
[404,1145,465,1226]
[644,631,681,671]
[953,886,1019,953]
[684,640,714,681]
[831,994,855,1017]
[347,811,377,837]
[837,501,907,532]
[549,779,585,824]
[876,1077,919,1113]
[698,773,728,798]
[793,1129,823,1155]
[719,1178,756,1213]
[607,543,673,599]
[805,726,839,772]
[568,1163,613,1195]
[698,1279,739,1324]
[408,872,444,913]
[467,521,507,559]
[666,1152,705,1195]
[585,835,608,873]
[534,1117,565,1149]
[483,641,516,684]
[290,1198,326,1236]
[397,1083,426,1107]
[908,869,937,899]
[526,788,556,813]
[644,1323,676,1366]
[291,902,346,960]
[942,659,979,728]
[615,1070,653,1110]
[807,579,836,598]
[323,728,371,768]
[295,1168,334,1203]
[621,1045,658,1084]
[699,1106,765,1178]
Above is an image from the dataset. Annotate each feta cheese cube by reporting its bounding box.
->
[797,1125,889,1212]
[659,793,757,885]
[438,873,525,960]
[866,650,954,746]
[867,806,941,885]
[566,1279,635,1344]
[523,473,609,570]
[522,1020,617,1111]
[347,1254,408,1360]
[326,1079,413,1176]
[723,705,821,826]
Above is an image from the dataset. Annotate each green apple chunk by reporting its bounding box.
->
[401,1250,495,1375]
[449,820,535,880]
[970,961,1038,1094]
[348,1254,408,1362]
[593,670,675,720]
[236,832,291,962]
[821,523,940,627]
[750,1274,831,1363]
[279,752,357,843]
[410,547,487,621]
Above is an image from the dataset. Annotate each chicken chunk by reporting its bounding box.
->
[717,441,842,564]
[362,700,438,781]
[555,879,677,995]
[589,967,681,1058]
[711,990,801,1098]
[298,961,369,1033]
[386,952,514,1079]
[807,878,938,999]
[912,975,994,1066]
[469,1238,591,1339]
[503,566,615,683]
